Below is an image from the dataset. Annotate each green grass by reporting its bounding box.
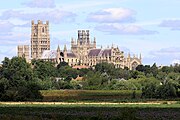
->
[0,103,180,120]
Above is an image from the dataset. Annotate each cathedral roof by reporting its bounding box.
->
[41,50,57,59]
[102,49,112,56]
[88,49,101,56]
[67,52,76,58]
[88,49,112,57]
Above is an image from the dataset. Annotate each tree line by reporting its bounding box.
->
[0,57,179,101]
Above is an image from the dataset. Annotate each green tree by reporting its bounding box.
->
[142,83,157,98]
[150,63,158,77]
[85,71,102,89]
[156,81,177,99]
[0,57,42,101]
[32,59,56,80]
[95,62,115,77]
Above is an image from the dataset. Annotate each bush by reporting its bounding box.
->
[142,81,178,99]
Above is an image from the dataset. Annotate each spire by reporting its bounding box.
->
[93,37,96,43]
[57,45,60,52]
[139,53,142,60]
[128,53,130,58]
[117,45,119,51]
[101,45,103,49]
[71,37,74,43]
[64,44,67,52]
[93,37,96,48]
[111,43,114,49]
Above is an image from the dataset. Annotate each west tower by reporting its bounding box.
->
[31,20,50,59]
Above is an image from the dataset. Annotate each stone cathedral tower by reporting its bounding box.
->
[31,20,50,59]
[71,30,96,64]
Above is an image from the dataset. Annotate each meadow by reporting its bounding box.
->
[0,90,179,120]
[0,103,180,120]
[41,90,142,102]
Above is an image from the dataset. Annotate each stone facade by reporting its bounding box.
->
[31,20,50,59]
[17,20,142,70]
[17,45,30,62]
[43,30,142,70]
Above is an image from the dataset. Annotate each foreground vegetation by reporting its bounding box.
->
[41,90,142,102]
[0,103,179,120]
[0,56,180,101]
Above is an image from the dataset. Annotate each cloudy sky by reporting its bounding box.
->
[0,0,180,66]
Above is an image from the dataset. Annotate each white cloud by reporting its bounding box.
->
[0,9,77,24]
[95,24,158,35]
[87,8,135,23]
[146,47,180,65]
[22,0,56,8]
[150,47,180,56]
[0,21,15,34]
[159,19,180,30]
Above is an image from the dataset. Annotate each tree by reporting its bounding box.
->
[95,62,115,76]
[84,71,103,89]
[136,65,145,72]
[78,68,90,77]
[142,83,157,98]
[161,66,173,73]
[174,63,180,73]
[57,61,68,69]
[156,82,177,99]
[1,57,33,87]
[0,57,42,101]
[33,59,56,80]
[150,63,158,77]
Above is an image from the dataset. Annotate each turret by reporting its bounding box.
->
[128,53,130,59]
[63,45,67,58]
[57,45,60,52]
[64,44,67,52]
[86,30,90,44]
[46,21,49,25]
[71,37,74,45]
[56,45,60,64]
[32,20,34,25]
[93,37,96,48]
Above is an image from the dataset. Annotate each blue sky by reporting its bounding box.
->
[0,0,180,66]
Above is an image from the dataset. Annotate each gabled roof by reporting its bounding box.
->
[67,52,76,58]
[88,48,112,57]
[88,49,101,56]
[102,49,112,56]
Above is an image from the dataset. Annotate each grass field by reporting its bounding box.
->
[0,103,180,120]
[41,90,142,102]
[0,90,179,119]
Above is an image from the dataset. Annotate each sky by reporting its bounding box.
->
[0,0,180,66]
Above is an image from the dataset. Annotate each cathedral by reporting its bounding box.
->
[41,30,142,70]
[18,20,142,70]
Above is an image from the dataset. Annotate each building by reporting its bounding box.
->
[42,30,142,70]
[17,45,30,62]
[17,20,142,70]
[31,20,50,59]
